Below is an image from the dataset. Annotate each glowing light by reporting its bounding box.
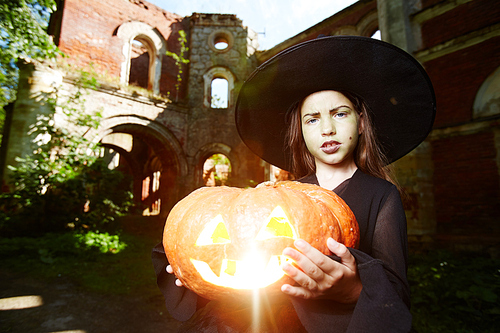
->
[255,206,297,240]
[190,254,293,289]
[195,214,231,246]
[252,288,260,332]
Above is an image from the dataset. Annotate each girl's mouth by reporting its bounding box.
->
[320,141,341,154]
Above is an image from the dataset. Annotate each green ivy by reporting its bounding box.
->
[165,30,189,102]
[0,0,62,139]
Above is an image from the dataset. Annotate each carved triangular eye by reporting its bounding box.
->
[196,214,231,246]
[255,206,298,240]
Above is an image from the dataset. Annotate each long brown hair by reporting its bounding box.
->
[285,90,397,185]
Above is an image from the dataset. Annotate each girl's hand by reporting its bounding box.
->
[166,265,184,287]
[280,238,362,303]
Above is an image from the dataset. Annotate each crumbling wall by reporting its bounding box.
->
[55,0,188,98]
[185,13,263,189]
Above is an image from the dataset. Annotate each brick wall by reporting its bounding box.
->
[419,0,500,247]
[421,0,500,49]
[425,37,500,128]
[55,0,188,98]
[432,131,500,236]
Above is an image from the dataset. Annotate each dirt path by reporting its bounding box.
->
[0,269,182,333]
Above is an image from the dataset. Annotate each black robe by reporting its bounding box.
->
[152,169,412,332]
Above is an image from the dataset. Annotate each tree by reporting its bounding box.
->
[0,71,134,236]
[0,1,134,237]
[0,0,60,140]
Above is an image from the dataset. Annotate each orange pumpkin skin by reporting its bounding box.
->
[163,181,359,301]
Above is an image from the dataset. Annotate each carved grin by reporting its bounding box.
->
[190,205,297,289]
[190,255,293,289]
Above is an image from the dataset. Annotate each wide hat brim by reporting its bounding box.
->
[235,36,436,171]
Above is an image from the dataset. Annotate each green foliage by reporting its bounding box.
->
[208,153,230,168]
[0,231,159,296]
[0,0,61,138]
[73,231,127,254]
[0,70,133,236]
[165,30,189,102]
[204,153,232,186]
[409,250,500,332]
[211,93,227,109]
[0,231,127,262]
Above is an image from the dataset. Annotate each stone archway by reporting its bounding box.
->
[194,143,238,188]
[98,116,188,218]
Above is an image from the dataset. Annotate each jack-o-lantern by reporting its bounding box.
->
[163,181,359,300]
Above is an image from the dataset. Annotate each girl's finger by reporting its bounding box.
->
[281,261,319,293]
[290,239,337,275]
[282,246,323,282]
[281,283,313,299]
[327,238,356,272]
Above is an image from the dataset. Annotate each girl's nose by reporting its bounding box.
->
[321,119,336,136]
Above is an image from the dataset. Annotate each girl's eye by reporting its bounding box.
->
[335,112,347,118]
[306,118,318,124]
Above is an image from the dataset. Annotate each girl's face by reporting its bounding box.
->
[300,90,361,170]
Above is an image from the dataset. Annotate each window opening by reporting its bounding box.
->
[211,78,228,108]
[473,66,500,119]
[142,176,150,201]
[208,30,233,53]
[203,154,231,186]
[129,38,150,89]
[104,148,120,170]
[371,30,381,40]
[142,155,162,216]
[214,38,229,51]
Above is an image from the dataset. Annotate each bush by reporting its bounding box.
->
[0,70,134,236]
[0,231,127,264]
[409,250,500,332]
[0,158,134,236]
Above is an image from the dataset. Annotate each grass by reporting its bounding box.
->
[0,231,162,298]
[408,250,500,332]
[1,229,499,332]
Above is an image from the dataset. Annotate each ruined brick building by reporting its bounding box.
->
[1,0,499,251]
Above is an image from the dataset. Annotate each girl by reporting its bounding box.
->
[153,36,436,332]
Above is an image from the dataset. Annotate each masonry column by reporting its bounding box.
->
[1,61,63,189]
[184,13,263,189]
[377,0,422,52]
[378,0,436,244]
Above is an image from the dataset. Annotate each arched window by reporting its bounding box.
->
[473,66,500,119]
[203,154,231,186]
[211,78,228,108]
[142,157,162,216]
[203,67,235,109]
[116,21,166,95]
[129,38,151,89]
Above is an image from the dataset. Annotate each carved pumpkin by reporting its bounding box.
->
[163,181,359,300]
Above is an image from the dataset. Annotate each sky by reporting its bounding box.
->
[148,0,358,50]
